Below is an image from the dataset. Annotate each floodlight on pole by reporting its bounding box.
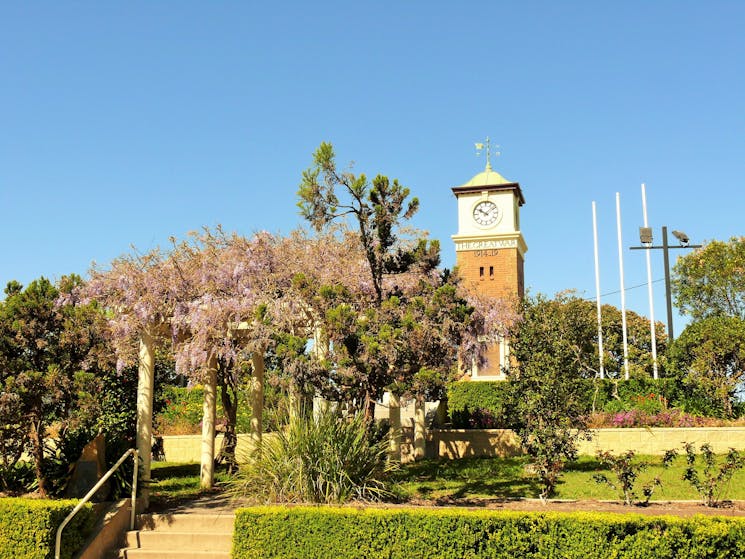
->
[630,226,701,341]
[672,230,690,246]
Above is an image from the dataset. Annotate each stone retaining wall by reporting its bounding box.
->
[160,434,259,463]
[159,427,745,463]
[427,427,745,459]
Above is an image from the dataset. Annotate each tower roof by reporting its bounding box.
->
[456,163,511,189]
[452,163,525,206]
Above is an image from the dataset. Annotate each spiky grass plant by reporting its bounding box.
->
[231,407,394,504]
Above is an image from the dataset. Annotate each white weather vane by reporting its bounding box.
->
[474,136,500,170]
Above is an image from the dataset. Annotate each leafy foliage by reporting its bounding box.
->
[0,276,110,496]
[508,294,595,500]
[231,406,393,504]
[446,378,712,429]
[297,143,468,416]
[668,316,745,418]
[156,382,283,435]
[681,442,745,507]
[298,141,430,305]
[233,505,745,559]
[592,449,675,505]
[446,381,519,428]
[297,144,508,417]
[0,498,94,559]
[673,236,745,321]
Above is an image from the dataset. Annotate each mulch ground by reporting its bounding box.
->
[406,497,745,518]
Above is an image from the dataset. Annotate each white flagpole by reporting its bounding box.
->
[616,192,630,380]
[592,201,605,379]
[641,184,659,379]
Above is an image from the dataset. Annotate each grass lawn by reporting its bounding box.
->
[149,462,232,508]
[393,454,745,502]
[148,454,745,506]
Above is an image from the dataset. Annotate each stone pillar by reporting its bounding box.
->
[313,396,331,420]
[388,392,401,461]
[311,326,329,421]
[249,350,264,451]
[136,330,155,507]
[413,395,426,461]
[200,352,218,489]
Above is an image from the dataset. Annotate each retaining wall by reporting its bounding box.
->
[159,427,745,463]
[160,434,259,463]
[427,427,745,459]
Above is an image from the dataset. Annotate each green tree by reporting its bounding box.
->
[508,293,594,500]
[0,276,108,496]
[297,143,442,417]
[668,316,745,418]
[504,291,665,380]
[298,141,437,305]
[673,237,745,321]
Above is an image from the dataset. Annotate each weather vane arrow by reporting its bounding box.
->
[475,136,500,171]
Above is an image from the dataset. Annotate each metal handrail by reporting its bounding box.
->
[54,448,139,559]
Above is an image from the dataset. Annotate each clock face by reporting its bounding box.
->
[472,200,500,226]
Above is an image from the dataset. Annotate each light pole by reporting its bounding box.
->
[630,226,701,341]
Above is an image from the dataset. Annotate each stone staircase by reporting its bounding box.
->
[117,512,235,559]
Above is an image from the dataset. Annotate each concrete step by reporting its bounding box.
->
[117,512,235,559]
[119,551,230,559]
[124,530,232,551]
[137,512,235,532]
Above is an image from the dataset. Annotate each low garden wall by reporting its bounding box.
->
[232,505,745,559]
[160,434,261,463]
[161,427,745,463]
[427,427,745,459]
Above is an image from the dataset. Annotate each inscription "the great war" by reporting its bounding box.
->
[455,239,518,251]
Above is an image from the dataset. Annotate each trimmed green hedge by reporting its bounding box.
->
[447,379,689,428]
[233,505,745,559]
[447,381,519,428]
[0,498,94,559]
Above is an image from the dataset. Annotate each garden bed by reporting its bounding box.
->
[405,497,745,518]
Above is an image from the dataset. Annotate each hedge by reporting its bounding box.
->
[157,384,286,435]
[447,379,688,428]
[0,498,94,559]
[447,381,519,428]
[233,506,745,559]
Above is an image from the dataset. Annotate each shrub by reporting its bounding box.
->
[446,379,692,430]
[157,386,207,435]
[593,449,676,505]
[231,407,393,503]
[156,383,284,436]
[588,409,708,428]
[596,378,683,414]
[233,505,745,559]
[681,443,745,507]
[0,498,94,559]
[446,381,518,428]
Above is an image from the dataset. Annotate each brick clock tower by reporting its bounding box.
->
[452,142,526,379]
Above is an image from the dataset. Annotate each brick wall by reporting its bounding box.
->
[455,248,523,299]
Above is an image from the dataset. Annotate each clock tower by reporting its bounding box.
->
[452,144,526,379]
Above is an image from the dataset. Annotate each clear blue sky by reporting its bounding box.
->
[2,2,743,335]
